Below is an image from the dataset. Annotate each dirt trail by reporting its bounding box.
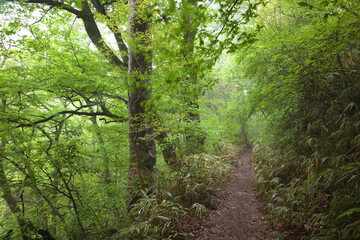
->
[185,149,271,240]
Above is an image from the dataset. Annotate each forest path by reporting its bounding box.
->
[185,149,272,240]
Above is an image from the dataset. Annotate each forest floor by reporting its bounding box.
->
[185,149,273,240]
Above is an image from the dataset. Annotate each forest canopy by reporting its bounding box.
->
[0,0,359,239]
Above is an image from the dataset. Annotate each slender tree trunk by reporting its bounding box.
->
[0,100,55,240]
[0,99,30,239]
[153,114,178,167]
[156,131,178,166]
[182,0,206,153]
[127,0,156,201]
[0,151,57,240]
[241,123,250,147]
[0,155,30,239]
[91,115,111,183]
[84,98,111,184]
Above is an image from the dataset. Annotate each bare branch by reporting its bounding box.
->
[30,6,54,25]
[0,41,10,68]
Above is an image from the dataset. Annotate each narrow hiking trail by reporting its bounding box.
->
[186,149,272,240]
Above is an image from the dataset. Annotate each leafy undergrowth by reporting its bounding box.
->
[113,145,240,239]
[243,1,360,239]
[252,144,360,240]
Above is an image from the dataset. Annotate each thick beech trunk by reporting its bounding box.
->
[127,0,156,199]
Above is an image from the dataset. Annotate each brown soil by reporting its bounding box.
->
[185,149,272,240]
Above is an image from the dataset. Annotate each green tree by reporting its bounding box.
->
[0,0,264,238]
[127,0,156,199]
[242,0,360,238]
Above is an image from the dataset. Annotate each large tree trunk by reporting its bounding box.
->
[127,0,156,201]
[22,0,157,203]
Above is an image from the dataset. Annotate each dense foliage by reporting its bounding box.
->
[245,0,360,239]
[0,0,254,239]
[2,0,359,239]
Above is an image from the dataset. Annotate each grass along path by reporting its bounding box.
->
[185,149,272,240]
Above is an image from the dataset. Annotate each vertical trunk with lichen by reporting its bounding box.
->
[127,0,156,200]
[182,0,205,153]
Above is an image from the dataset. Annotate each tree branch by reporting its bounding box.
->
[95,92,128,104]
[81,0,126,68]
[25,0,84,17]
[1,41,10,68]
[91,0,106,15]
[16,104,127,127]
[24,0,127,68]
[89,0,129,64]
[102,0,119,7]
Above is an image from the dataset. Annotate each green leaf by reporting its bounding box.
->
[336,208,360,221]
[297,2,313,8]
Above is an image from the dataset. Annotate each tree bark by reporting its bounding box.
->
[127,0,156,201]
[22,0,158,197]
[156,131,178,166]
[182,0,206,153]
